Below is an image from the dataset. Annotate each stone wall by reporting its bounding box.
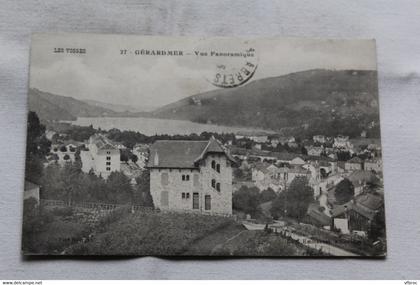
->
[149,153,233,215]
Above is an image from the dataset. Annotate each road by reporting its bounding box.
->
[242,221,358,256]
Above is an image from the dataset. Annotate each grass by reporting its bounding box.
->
[212,230,307,256]
[291,223,384,256]
[67,211,237,255]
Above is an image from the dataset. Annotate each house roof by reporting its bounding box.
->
[347,157,363,164]
[90,134,118,150]
[24,180,39,191]
[307,203,331,226]
[147,137,235,169]
[332,193,383,219]
[348,170,380,186]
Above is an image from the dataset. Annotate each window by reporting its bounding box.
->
[106,156,111,161]
[161,172,169,185]
[205,195,211,210]
[182,193,186,199]
[193,193,199,209]
[107,151,111,154]
[216,183,221,192]
[211,179,216,188]
[161,191,169,207]
[186,193,190,199]
[106,167,111,171]
[193,174,199,187]
[182,174,185,181]
[106,162,111,166]
[211,160,216,169]
[216,164,220,173]
[182,174,190,181]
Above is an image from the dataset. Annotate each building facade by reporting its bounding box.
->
[80,134,120,179]
[147,138,235,215]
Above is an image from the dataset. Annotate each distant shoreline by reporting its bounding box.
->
[63,116,277,136]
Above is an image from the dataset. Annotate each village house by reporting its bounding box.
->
[333,135,353,150]
[249,135,269,143]
[80,134,120,179]
[347,170,380,196]
[307,146,324,157]
[290,156,305,166]
[364,158,383,173]
[132,143,150,168]
[253,143,262,150]
[332,193,384,236]
[345,157,363,171]
[313,135,326,144]
[24,180,40,205]
[269,137,280,148]
[147,137,235,215]
[251,163,282,192]
[306,203,331,229]
[251,162,311,192]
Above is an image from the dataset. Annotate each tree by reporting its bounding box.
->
[259,188,277,203]
[120,149,130,162]
[131,154,138,163]
[25,155,44,184]
[337,151,351,161]
[135,170,154,207]
[270,176,314,221]
[232,186,261,216]
[106,172,133,204]
[26,111,46,156]
[334,178,355,204]
[25,112,49,183]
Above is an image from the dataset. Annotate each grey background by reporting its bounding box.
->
[1,0,419,279]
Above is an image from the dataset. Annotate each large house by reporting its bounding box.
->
[147,137,235,215]
[80,134,120,179]
[345,157,363,171]
[332,192,384,235]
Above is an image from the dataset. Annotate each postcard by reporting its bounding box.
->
[23,33,385,256]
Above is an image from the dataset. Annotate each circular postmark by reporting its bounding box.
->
[194,38,258,88]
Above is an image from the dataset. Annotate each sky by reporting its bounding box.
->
[30,33,377,109]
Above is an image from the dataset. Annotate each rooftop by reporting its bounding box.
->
[147,137,234,169]
[90,134,118,150]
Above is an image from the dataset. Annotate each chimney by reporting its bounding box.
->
[153,151,159,166]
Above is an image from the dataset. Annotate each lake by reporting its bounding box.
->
[68,117,274,136]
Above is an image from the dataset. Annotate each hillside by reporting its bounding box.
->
[82,99,154,113]
[152,69,380,138]
[28,88,119,121]
[28,89,76,121]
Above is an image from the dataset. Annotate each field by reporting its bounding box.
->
[23,203,307,256]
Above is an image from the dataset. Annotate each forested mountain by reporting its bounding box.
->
[28,88,118,121]
[152,69,380,137]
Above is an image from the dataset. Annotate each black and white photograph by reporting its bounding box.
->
[22,33,386,256]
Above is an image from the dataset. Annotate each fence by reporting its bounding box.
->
[40,199,153,213]
[39,199,233,218]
